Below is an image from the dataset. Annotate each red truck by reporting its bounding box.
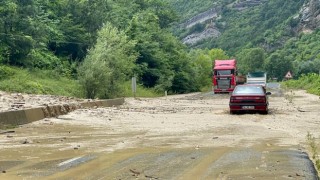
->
[212,59,244,93]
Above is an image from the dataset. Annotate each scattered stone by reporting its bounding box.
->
[22,139,32,144]
[129,169,140,176]
[0,130,15,134]
[145,175,159,179]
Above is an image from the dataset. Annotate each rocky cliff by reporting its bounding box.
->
[180,0,320,46]
[181,0,267,45]
[299,0,320,32]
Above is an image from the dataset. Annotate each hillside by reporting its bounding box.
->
[0,0,319,98]
[168,0,320,81]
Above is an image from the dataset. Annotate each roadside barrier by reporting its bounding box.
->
[0,98,125,126]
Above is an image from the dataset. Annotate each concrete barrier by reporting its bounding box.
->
[0,98,125,127]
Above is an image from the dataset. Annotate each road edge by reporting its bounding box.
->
[0,98,125,126]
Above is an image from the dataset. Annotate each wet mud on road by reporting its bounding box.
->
[0,87,320,179]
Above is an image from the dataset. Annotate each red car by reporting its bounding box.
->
[229,85,271,114]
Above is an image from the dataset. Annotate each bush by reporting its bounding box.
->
[0,67,82,97]
[0,66,16,80]
[283,73,320,95]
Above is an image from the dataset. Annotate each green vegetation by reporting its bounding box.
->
[78,23,137,99]
[165,0,235,22]
[307,132,320,172]
[169,0,319,84]
[198,0,305,54]
[1,0,320,98]
[0,0,202,98]
[237,48,265,75]
[0,65,82,97]
[189,48,230,90]
[283,73,320,96]
[121,82,161,98]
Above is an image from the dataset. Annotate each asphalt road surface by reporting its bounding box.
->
[0,84,320,179]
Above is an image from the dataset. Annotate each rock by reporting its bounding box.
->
[22,139,32,144]
[129,169,140,176]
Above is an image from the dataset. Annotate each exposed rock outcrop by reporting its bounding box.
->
[179,0,268,45]
[299,0,320,32]
[182,26,221,45]
[181,8,219,29]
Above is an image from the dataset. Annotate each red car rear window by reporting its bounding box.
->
[233,85,264,95]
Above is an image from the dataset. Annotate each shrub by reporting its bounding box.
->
[283,73,320,95]
[0,66,16,80]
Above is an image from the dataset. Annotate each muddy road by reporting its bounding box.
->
[0,86,320,179]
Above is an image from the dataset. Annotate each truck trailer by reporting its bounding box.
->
[246,72,267,87]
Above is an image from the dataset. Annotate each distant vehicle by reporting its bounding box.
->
[212,59,245,93]
[229,84,271,114]
[246,72,267,88]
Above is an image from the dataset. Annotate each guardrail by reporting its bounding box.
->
[0,98,125,126]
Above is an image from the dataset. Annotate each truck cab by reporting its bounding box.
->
[212,59,237,93]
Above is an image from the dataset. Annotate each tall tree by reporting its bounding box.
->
[237,48,265,74]
[190,48,229,90]
[78,23,137,99]
[264,52,293,81]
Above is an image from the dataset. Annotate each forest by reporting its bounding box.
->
[1,0,320,97]
[0,0,212,98]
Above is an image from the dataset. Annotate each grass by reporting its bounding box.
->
[0,66,82,97]
[121,81,162,98]
[282,73,320,96]
[307,132,320,173]
[0,65,162,99]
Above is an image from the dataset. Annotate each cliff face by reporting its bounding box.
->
[181,0,267,45]
[180,0,320,46]
[299,0,320,32]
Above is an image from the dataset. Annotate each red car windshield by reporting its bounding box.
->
[233,85,264,95]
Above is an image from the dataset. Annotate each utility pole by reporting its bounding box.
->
[131,77,137,99]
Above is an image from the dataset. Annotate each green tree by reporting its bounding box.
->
[237,48,265,74]
[264,52,293,81]
[78,23,137,99]
[190,48,229,90]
